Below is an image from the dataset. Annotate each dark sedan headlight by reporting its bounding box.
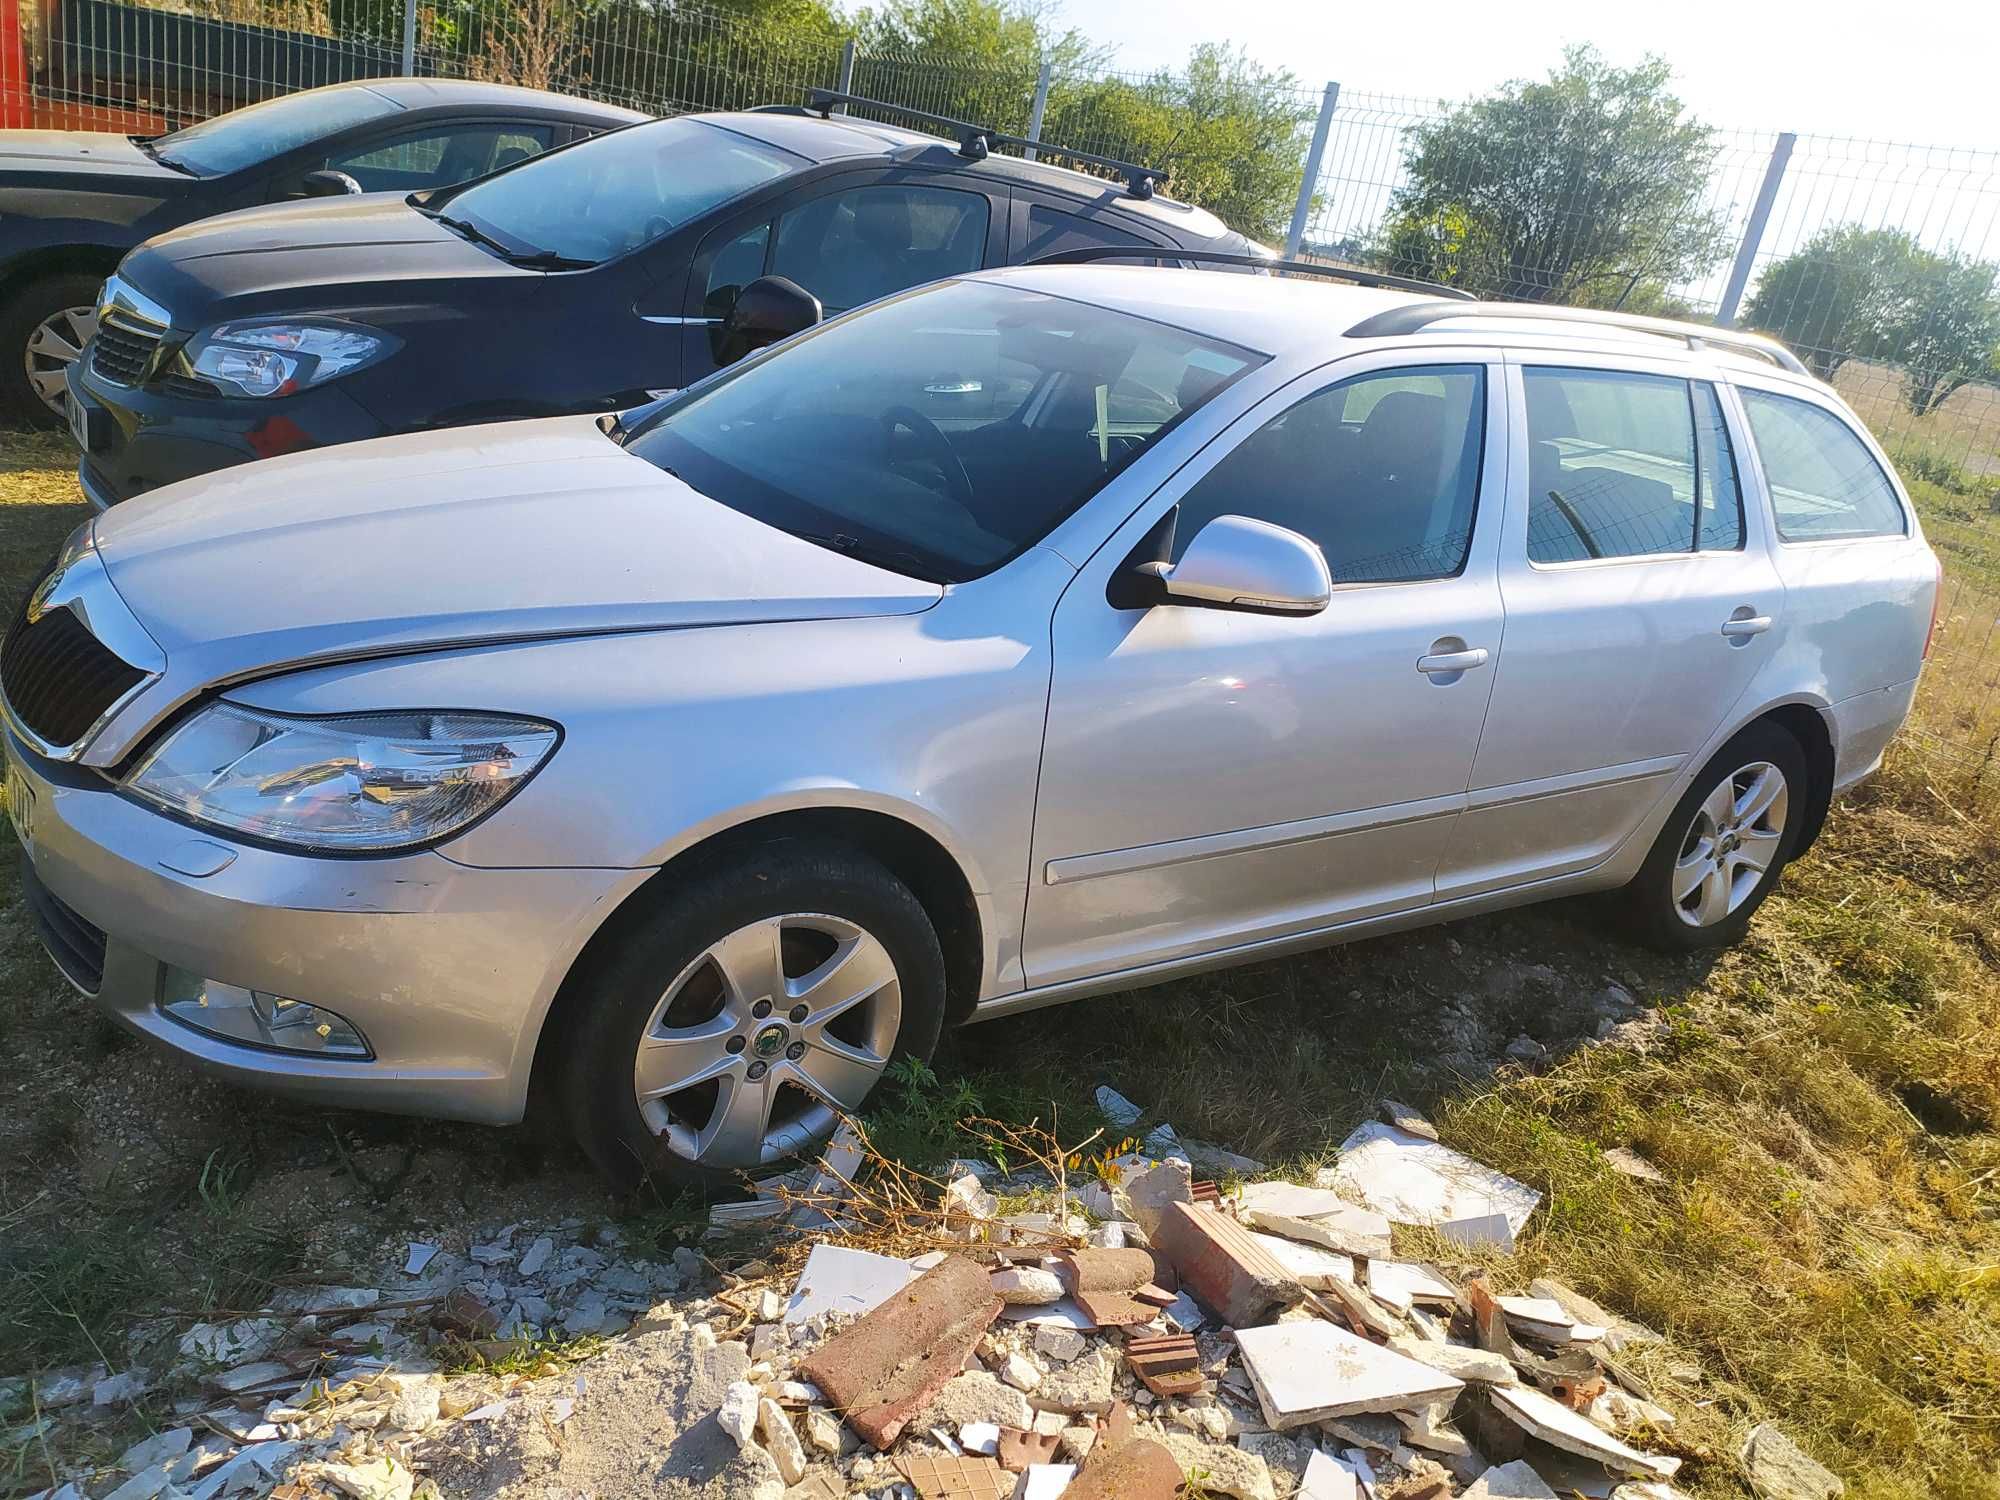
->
[187,320,397,398]
[125,704,558,852]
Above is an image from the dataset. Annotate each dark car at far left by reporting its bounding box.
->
[0,78,645,423]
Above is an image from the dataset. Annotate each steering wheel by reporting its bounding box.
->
[881,405,975,515]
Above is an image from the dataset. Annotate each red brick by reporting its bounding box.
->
[1152,1200,1301,1328]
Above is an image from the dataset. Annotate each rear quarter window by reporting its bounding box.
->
[1738,389,1907,542]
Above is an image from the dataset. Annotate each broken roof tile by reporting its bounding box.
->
[797,1255,1002,1449]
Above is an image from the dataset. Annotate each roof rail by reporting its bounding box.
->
[801,89,1167,198]
[1027,246,1476,299]
[1342,300,1809,375]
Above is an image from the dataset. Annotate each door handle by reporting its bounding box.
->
[1417,647,1490,675]
[1720,615,1773,638]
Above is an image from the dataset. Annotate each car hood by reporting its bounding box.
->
[0,130,184,183]
[122,193,532,317]
[80,416,942,764]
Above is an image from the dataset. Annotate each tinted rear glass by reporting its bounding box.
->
[623,279,1262,583]
[155,85,401,176]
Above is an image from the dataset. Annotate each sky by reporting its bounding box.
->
[1045,0,2000,150]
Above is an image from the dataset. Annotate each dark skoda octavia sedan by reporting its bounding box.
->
[64,100,1262,506]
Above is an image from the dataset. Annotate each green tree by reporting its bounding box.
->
[1377,46,1730,305]
[1744,225,2000,413]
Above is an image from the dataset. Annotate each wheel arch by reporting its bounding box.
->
[0,245,122,307]
[525,803,987,1111]
[1758,700,1836,855]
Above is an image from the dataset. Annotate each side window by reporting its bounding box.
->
[1021,204,1158,260]
[702,221,771,319]
[1524,367,1742,563]
[1174,365,1486,584]
[329,125,554,192]
[769,185,990,315]
[1739,389,1906,541]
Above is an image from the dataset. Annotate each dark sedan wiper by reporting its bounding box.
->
[422,208,594,270]
[132,137,197,176]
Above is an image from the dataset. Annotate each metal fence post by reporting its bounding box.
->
[1284,82,1340,259]
[400,0,417,75]
[833,38,854,112]
[1023,61,1052,161]
[1715,131,1796,327]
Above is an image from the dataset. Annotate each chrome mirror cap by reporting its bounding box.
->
[1157,514,1331,616]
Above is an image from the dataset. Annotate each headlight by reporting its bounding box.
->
[187,320,396,398]
[125,704,559,852]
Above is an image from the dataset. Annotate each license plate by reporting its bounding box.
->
[3,756,33,854]
[67,391,100,453]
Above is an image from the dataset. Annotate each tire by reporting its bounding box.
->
[557,839,947,1192]
[2,273,103,427]
[1620,719,1811,951]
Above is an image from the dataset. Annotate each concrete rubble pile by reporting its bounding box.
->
[12,1105,1850,1500]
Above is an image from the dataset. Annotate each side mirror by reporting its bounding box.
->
[299,169,363,198]
[1151,514,1331,615]
[716,275,822,365]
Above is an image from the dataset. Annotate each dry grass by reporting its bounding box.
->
[3,433,2000,1496]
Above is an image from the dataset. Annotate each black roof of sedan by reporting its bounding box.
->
[345,76,650,123]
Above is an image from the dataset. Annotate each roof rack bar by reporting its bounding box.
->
[1026,246,1475,300]
[1342,300,1809,374]
[804,89,1167,198]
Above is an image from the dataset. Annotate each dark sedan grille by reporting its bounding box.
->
[19,857,107,994]
[91,317,163,386]
[1,566,146,749]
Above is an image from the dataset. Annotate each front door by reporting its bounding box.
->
[1025,352,1509,987]
[671,172,1005,387]
[1437,356,1786,899]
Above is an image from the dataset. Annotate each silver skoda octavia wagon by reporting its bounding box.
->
[3,264,1941,1184]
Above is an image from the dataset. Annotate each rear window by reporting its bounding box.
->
[1739,389,1906,541]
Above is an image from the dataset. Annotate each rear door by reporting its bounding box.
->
[1437,352,1786,899]
[1007,190,1172,262]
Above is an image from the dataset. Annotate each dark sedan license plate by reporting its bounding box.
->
[67,392,105,453]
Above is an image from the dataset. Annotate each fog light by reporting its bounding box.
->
[159,966,371,1058]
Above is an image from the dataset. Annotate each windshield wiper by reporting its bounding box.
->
[422,208,594,270]
[794,531,930,577]
[133,137,197,176]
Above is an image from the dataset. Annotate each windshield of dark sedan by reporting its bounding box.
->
[623,279,1264,583]
[439,117,798,265]
[153,85,401,176]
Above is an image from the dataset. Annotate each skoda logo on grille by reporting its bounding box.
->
[23,568,66,626]
[751,1023,788,1060]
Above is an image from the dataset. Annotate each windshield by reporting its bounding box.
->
[623,280,1263,583]
[152,85,401,176]
[439,117,797,267]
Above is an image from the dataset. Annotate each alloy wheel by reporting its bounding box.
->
[1673,760,1788,928]
[25,304,97,416]
[632,912,900,1169]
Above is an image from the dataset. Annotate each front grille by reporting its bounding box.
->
[19,856,107,994]
[157,372,218,400]
[1,564,146,748]
[91,316,163,386]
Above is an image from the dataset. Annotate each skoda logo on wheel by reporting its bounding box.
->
[751,1023,788,1060]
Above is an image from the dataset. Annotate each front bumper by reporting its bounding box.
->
[5,726,640,1124]
[66,357,387,503]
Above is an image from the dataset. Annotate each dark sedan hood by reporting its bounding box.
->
[120,194,536,320]
[0,130,193,190]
